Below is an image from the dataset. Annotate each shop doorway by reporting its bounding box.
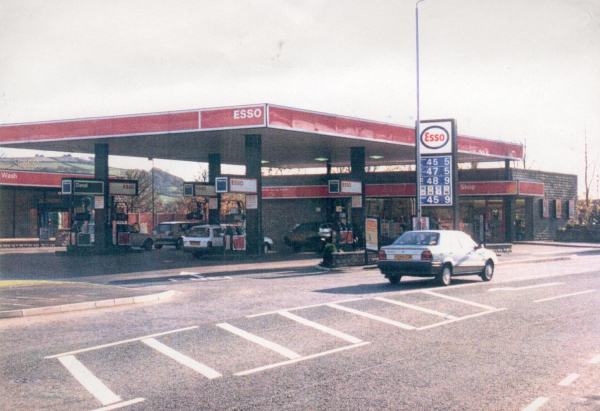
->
[485,200,505,242]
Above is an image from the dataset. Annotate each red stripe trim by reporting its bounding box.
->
[518,181,544,196]
[0,112,199,143]
[0,171,98,187]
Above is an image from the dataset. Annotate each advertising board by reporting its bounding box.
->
[365,218,379,251]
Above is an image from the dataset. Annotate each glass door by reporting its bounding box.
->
[485,200,505,242]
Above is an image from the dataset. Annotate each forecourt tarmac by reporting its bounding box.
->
[1,248,598,410]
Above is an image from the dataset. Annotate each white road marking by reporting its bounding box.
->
[327,303,415,330]
[180,271,202,276]
[141,338,221,379]
[46,326,199,359]
[534,289,596,303]
[91,398,145,411]
[58,355,121,406]
[235,342,370,376]
[522,397,549,411]
[487,282,564,292]
[422,290,496,310]
[417,308,507,330]
[558,373,580,386]
[168,279,179,282]
[216,323,301,359]
[589,354,600,364]
[277,311,362,344]
[374,297,458,319]
[246,298,364,318]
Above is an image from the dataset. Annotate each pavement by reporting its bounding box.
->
[1,241,599,319]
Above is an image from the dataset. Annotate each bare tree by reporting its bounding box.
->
[583,126,599,224]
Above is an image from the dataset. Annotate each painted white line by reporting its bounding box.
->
[216,323,301,359]
[522,397,549,411]
[58,355,121,406]
[168,279,179,282]
[487,282,564,292]
[246,298,364,318]
[374,297,458,320]
[141,338,221,379]
[417,308,507,331]
[590,354,600,364]
[278,311,362,344]
[422,290,496,310]
[46,326,199,359]
[91,398,145,411]
[558,373,580,386]
[327,303,415,330]
[235,342,370,376]
[534,290,595,303]
[180,271,202,276]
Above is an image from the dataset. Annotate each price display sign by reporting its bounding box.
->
[420,155,452,206]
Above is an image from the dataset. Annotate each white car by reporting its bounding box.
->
[182,225,226,258]
[377,230,498,286]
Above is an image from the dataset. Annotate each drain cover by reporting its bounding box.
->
[11,378,40,384]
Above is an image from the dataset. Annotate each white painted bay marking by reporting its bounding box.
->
[278,311,362,344]
[558,373,580,386]
[327,303,415,330]
[235,342,370,376]
[46,326,199,359]
[58,355,121,406]
[141,338,221,379]
[534,289,595,303]
[180,271,202,276]
[487,282,564,292]
[91,398,145,411]
[374,297,458,319]
[216,323,301,359]
[417,308,507,331]
[522,397,549,411]
[589,354,600,364]
[246,298,364,318]
[422,290,496,310]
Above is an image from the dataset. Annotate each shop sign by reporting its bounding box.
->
[568,200,576,219]
[200,105,265,130]
[420,155,452,206]
[341,180,362,194]
[419,121,452,155]
[195,183,216,197]
[365,218,379,251]
[542,198,549,218]
[229,178,257,194]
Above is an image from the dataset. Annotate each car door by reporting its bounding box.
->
[443,232,469,274]
[457,233,486,273]
[212,227,225,248]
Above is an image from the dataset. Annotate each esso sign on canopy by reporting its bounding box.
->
[233,108,262,120]
[420,126,450,150]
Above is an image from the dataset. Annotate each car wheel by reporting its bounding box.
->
[175,238,183,250]
[437,265,452,286]
[387,275,401,285]
[154,244,163,250]
[263,243,270,254]
[480,261,494,281]
[142,239,153,251]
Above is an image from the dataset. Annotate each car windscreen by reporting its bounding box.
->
[392,232,440,246]
[155,224,174,233]
[186,227,210,237]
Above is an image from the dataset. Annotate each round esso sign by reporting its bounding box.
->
[420,126,450,150]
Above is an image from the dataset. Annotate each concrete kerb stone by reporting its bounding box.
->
[0,290,177,319]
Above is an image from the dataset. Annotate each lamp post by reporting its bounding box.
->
[150,158,155,229]
[415,0,426,230]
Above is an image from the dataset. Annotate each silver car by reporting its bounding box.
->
[377,230,498,286]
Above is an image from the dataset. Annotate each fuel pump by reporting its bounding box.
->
[332,198,354,248]
[111,201,131,247]
[70,196,94,247]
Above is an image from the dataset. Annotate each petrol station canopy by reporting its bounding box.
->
[0,104,523,166]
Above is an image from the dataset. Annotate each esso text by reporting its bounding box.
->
[233,108,262,120]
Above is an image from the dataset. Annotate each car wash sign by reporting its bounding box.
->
[418,120,457,207]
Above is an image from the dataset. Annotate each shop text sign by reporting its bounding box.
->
[109,180,138,196]
[420,155,452,206]
[229,178,257,194]
[200,105,265,130]
[419,120,452,155]
[62,178,104,196]
[341,180,362,194]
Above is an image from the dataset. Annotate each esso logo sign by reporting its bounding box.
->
[231,179,244,186]
[233,108,262,120]
[420,126,450,150]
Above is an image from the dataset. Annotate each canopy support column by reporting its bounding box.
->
[208,153,221,225]
[350,147,366,248]
[94,143,110,250]
[245,135,263,255]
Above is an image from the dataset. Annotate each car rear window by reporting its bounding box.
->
[155,224,174,233]
[392,232,439,246]
[187,227,210,237]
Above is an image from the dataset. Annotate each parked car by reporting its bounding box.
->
[127,224,155,251]
[283,222,331,251]
[377,230,497,286]
[152,221,197,250]
[182,224,226,257]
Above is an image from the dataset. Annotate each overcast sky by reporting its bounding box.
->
[1,0,599,195]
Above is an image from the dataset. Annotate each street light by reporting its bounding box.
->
[415,0,426,230]
[149,157,155,229]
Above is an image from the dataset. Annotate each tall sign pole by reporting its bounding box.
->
[415,0,426,230]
